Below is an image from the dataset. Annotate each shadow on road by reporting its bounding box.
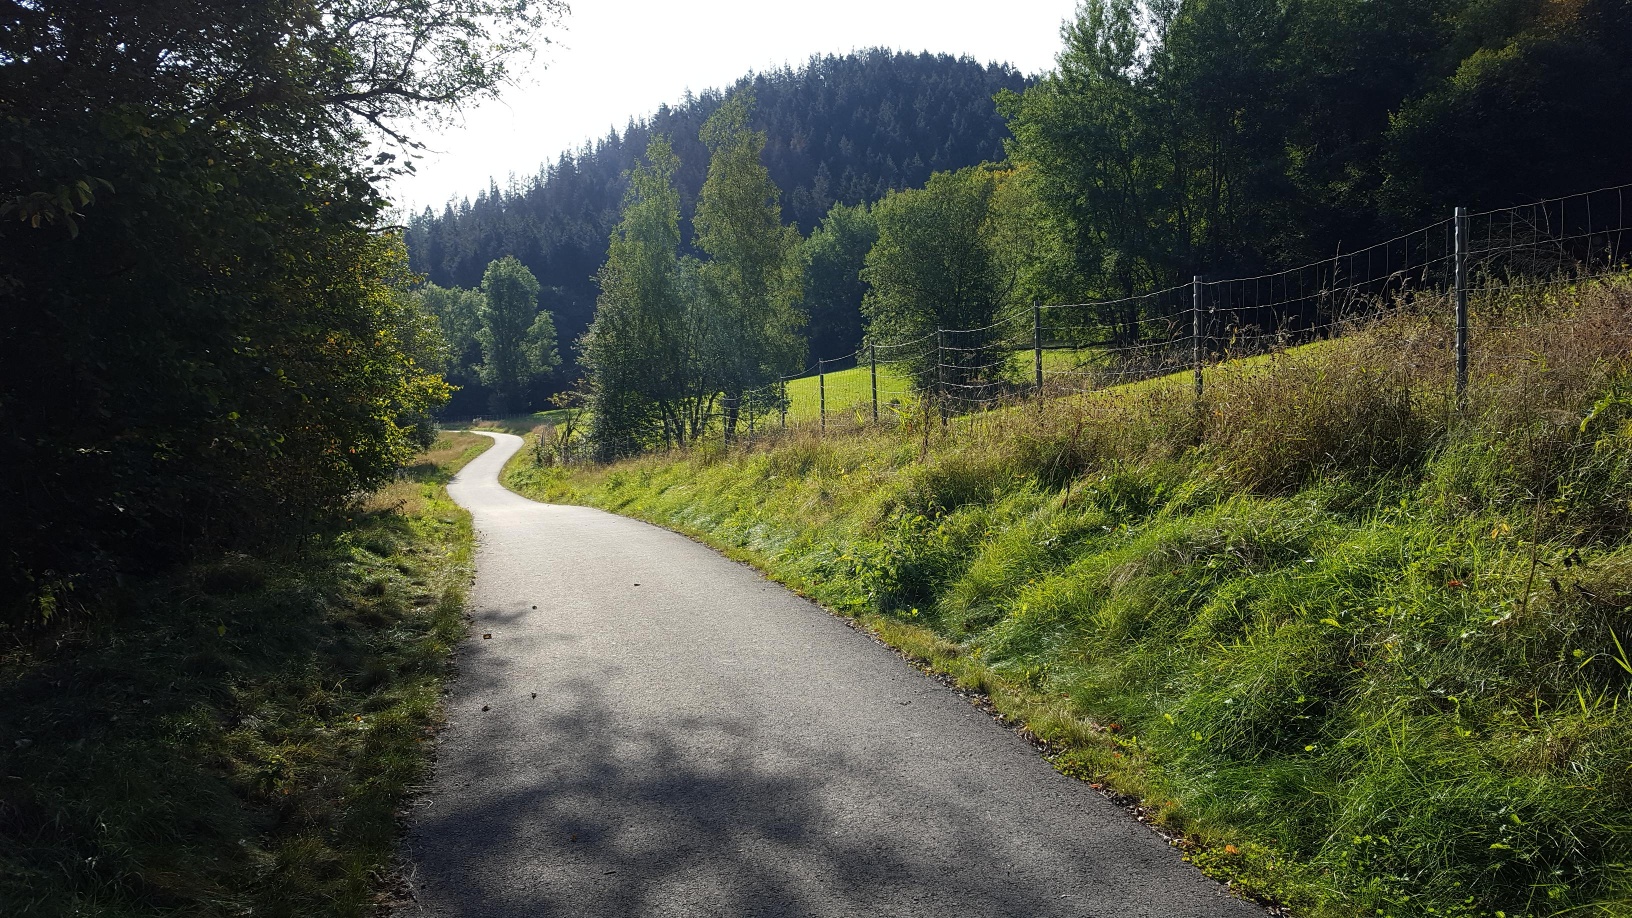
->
[408,667,1088,918]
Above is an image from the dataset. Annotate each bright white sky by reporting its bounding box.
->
[388,0,1082,213]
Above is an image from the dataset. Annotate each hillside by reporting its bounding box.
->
[405,50,1030,410]
[502,278,1632,918]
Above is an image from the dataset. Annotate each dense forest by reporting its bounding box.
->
[404,50,1030,413]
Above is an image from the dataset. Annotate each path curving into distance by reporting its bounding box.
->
[403,432,1263,918]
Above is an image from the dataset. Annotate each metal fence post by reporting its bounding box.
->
[1032,300,1043,394]
[870,344,879,423]
[818,358,826,434]
[1455,205,1470,404]
[1192,276,1204,404]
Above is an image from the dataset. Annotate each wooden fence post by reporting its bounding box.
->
[870,344,879,423]
[1033,301,1043,394]
[1192,276,1204,404]
[1455,206,1470,404]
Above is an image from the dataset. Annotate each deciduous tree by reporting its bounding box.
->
[478,257,557,414]
[0,0,560,622]
[581,137,696,457]
[799,202,878,360]
[693,93,806,438]
[862,167,1018,395]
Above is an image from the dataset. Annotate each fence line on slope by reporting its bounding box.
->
[547,181,1632,463]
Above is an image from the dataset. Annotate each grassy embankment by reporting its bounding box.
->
[0,432,491,917]
[507,281,1632,918]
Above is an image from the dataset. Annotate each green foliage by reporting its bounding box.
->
[693,92,806,417]
[863,166,1024,393]
[418,282,488,384]
[799,202,879,358]
[584,98,808,457]
[582,136,694,457]
[0,432,489,916]
[406,51,1030,374]
[1000,0,1632,307]
[1000,0,1169,301]
[1381,1,1632,218]
[1,2,557,622]
[477,256,557,414]
[517,281,1632,918]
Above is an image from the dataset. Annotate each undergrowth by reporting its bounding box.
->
[506,279,1632,918]
[0,432,490,917]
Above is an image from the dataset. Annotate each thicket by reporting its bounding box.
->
[0,2,558,624]
[509,279,1632,917]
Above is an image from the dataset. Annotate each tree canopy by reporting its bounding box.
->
[1,1,560,622]
[692,93,806,433]
[478,257,558,415]
[583,94,810,457]
[999,0,1632,305]
[582,137,693,457]
[862,167,1023,394]
[799,202,880,360]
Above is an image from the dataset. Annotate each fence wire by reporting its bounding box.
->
[523,181,1632,462]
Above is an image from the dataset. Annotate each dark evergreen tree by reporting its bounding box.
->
[404,49,1031,398]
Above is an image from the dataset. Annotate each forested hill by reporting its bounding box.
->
[404,49,1030,373]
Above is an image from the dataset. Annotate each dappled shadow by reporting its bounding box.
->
[406,669,1111,918]
[410,435,1261,918]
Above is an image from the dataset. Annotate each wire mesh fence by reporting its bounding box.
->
[524,181,1632,464]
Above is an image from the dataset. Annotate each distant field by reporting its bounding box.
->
[778,343,1312,421]
[446,409,576,436]
[780,349,1100,423]
[782,363,914,423]
[446,342,1327,436]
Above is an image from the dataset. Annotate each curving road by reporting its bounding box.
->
[403,432,1262,918]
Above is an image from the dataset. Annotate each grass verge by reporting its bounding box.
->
[505,279,1632,918]
[0,432,491,917]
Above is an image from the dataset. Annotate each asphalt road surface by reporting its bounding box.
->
[403,431,1263,918]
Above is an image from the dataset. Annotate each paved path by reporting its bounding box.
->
[403,432,1262,918]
